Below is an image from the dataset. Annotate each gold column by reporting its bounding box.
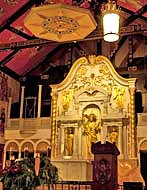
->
[129,87,136,158]
[51,91,58,159]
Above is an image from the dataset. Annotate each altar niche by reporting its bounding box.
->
[82,104,101,155]
[64,127,74,157]
[50,55,136,181]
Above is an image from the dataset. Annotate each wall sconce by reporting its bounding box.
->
[102,0,120,42]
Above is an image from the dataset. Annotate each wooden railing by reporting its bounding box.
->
[34,182,123,190]
[0,181,124,190]
[6,117,51,131]
[1,180,143,190]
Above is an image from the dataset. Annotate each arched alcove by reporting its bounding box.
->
[6,142,19,166]
[140,140,147,151]
[21,142,34,158]
[36,141,50,158]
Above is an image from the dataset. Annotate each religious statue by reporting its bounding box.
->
[61,90,73,111]
[82,113,101,154]
[109,128,118,144]
[64,127,74,156]
[112,87,125,109]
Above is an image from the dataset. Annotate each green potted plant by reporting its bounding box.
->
[0,156,58,190]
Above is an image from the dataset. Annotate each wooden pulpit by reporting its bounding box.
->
[91,141,120,190]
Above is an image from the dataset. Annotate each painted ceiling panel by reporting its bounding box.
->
[118,0,147,15]
[11,9,34,36]
[30,47,67,76]
[0,0,30,25]
[143,12,147,17]
[6,44,57,76]
[0,29,25,43]
[0,0,146,80]
[0,50,12,62]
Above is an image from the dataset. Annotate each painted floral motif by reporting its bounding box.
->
[41,16,79,36]
[0,7,4,18]
[4,0,19,5]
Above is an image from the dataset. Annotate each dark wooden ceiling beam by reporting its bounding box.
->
[0,49,19,67]
[111,4,147,64]
[76,43,91,56]
[0,0,36,33]
[122,4,147,26]
[116,66,147,75]
[111,36,128,64]
[120,6,147,23]
[76,41,96,55]
[118,37,143,68]
[0,25,146,51]
[7,26,36,40]
[0,66,20,81]
[25,44,66,77]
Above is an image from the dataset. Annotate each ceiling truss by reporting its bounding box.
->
[0,0,147,82]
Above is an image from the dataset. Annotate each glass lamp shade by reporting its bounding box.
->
[103,13,120,42]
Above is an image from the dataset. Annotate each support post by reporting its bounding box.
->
[20,86,25,118]
[37,85,42,118]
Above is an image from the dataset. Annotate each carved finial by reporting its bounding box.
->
[88,55,96,65]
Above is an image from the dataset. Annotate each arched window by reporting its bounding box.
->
[21,142,34,158]
[36,142,50,158]
[6,142,19,166]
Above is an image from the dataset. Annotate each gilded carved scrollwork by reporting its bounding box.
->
[50,55,137,160]
[71,58,114,97]
[88,55,97,65]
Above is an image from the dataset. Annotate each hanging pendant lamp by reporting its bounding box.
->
[102,0,120,42]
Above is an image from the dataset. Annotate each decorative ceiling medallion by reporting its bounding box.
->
[4,0,19,5]
[42,16,79,35]
[24,3,97,42]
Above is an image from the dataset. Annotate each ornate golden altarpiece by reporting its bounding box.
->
[50,55,138,182]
